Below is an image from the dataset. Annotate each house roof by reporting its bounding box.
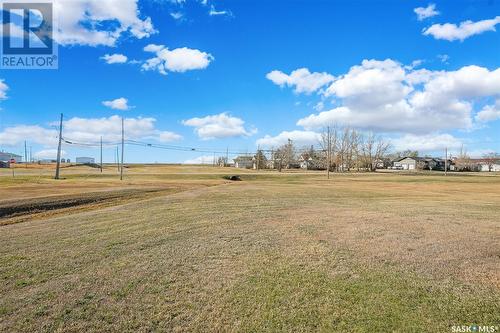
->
[233,156,253,162]
[0,152,22,160]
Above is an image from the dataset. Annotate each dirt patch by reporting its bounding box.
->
[0,187,186,225]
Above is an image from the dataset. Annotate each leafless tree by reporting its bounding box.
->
[360,132,391,172]
[482,152,500,172]
[320,126,338,171]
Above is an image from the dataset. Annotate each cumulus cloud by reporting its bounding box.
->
[54,0,156,46]
[256,130,321,148]
[34,149,66,160]
[182,113,256,140]
[0,79,8,100]
[296,59,500,134]
[414,4,439,21]
[183,155,214,164]
[142,44,214,75]
[101,54,128,64]
[0,125,58,147]
[0,116,181,147]
[103,97,132,111]
[266,68,334,94]
[475,100,500,122]
[392,134,462,152]
[423,16,500,41]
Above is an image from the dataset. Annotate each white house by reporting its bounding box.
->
[478,161,500,172]
[0,152,22,163]
[233,156,253,169]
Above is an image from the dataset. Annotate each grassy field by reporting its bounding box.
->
[0,165,499,332]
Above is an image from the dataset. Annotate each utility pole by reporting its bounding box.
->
[256,145,260,171]
[54,113,63,180]
[327,126,331,180]
[24,141,27,168]
[271,149,274,170]
[445,147,448,176]
[226,147,229,167]
[120,117,124,181]
[116,146,119,172]
[100,136,103,173]
[29,146,32,163]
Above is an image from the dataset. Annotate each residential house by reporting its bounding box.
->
[0,152,22,163]
[233,156,254,169]
[392,157,452,171]
[471,158,500,172]
[299,154,324,170]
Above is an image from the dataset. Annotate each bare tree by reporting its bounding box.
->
[360,132,391,172]
[455,145,476,171]
[482,152,500,172]
[320,126,338,171]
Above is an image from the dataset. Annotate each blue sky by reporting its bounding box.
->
[0,0,499,163]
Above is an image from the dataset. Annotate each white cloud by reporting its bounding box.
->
[54,0,156,46]
[392,134,462,152]
[209,5,232,16]
[437,54,450,64]
[476,100,500,122]
[183,155,214,164]
[182,113,256,140]
[159,131,183,142]
[414,4,439,21]
[0,125,58,146]
[103,97,131,111]
[0,116,182,147]
[256,130,321,148]
[0,79,8,100]
[170,12,184,20]
[423,16,500,41]
[101,54,128,64]
[266,68,334,94]
[314,101,325,111]
[34,149,66,160]
[142,44,214,75]
[297,59,500,134]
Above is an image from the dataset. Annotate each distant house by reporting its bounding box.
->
[392,157,451,171]
[374,158,392,169]
[233,156,253,169]
[471,158,500,172]
[76,157,95,164]
[0,152,22,163]
[393,157,421,170]
[299,154,323,170]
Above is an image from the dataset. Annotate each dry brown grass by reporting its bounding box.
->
[0,166,499,332]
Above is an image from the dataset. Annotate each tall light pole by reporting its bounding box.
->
[445,147,448,176]
[100,136,103,173]
[327,126,331,180]
[120,117,124,181]
[55,113,63,180]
